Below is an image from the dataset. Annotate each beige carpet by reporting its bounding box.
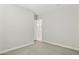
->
[2,41,79,55]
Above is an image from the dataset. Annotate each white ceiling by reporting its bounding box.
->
[18,4,62,16]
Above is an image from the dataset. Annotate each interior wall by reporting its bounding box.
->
[43,5,79,49]
[0,5,34,52]
[77,5,79,49]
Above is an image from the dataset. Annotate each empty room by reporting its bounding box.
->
[0,4,79,55]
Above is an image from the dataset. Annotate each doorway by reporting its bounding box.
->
[34,19,42,41]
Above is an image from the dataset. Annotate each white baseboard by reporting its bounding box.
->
[0,42,34,54]
[43,40,79,51]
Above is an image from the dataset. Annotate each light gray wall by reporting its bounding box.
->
[77,5,79,48]
[0,5,34,52]
[43,5,79,49]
